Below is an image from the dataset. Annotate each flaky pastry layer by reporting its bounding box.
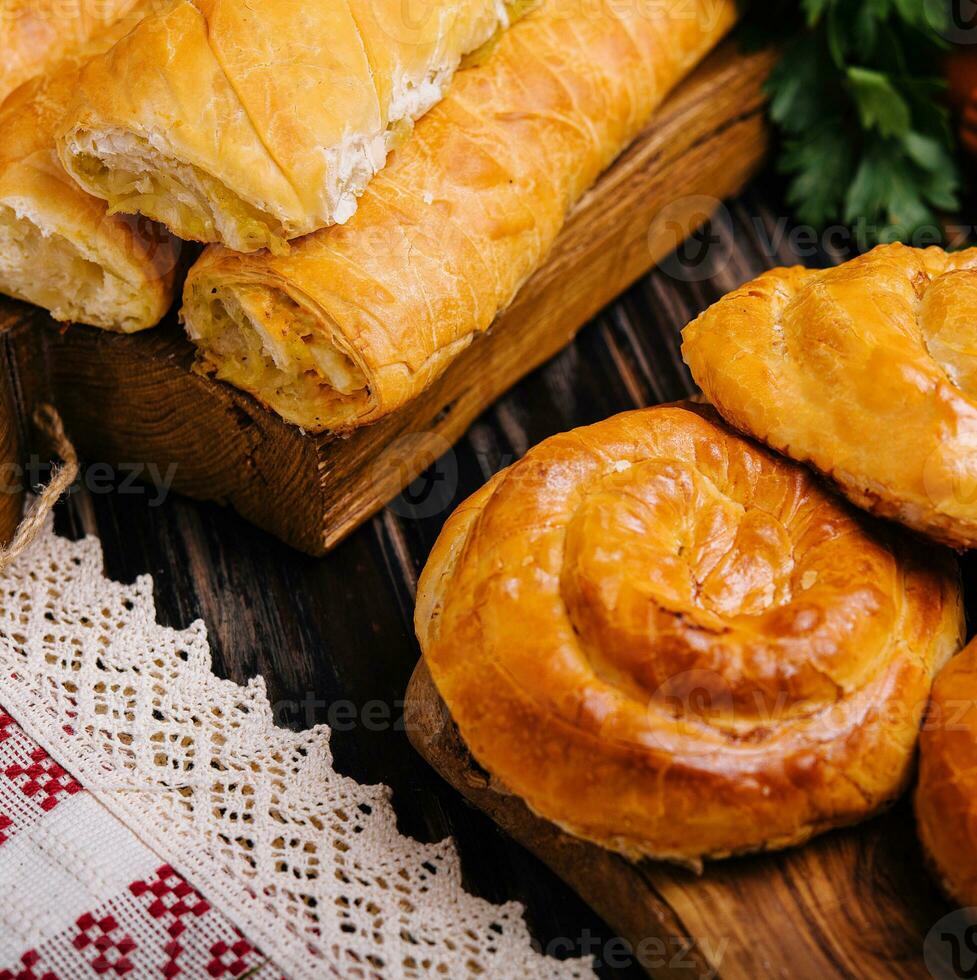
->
[58,0,516,252]
[192,278,371,430]
[682,243,977,548]
[0,204,157,332]
[0,0,142,103]
[0,2,179,331]
[415,404,963,864]
[182,0,738,431]
[916,639,977,906]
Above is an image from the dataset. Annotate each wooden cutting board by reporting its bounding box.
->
[0,40,773,555]
[405,659,955,980]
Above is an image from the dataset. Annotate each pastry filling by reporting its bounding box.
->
[64,132,290,254]
[186,281,370,431]
[64,123,411,253]
[0,204,146,331]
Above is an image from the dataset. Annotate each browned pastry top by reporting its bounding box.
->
[180,0,737,431]
[682,243,977,548]
[916,638,977,906]
[416,404,963,864]
[0,0,141,103]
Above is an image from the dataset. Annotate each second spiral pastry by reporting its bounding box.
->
[415,404,963,865]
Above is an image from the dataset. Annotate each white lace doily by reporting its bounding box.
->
[0,514,594,979]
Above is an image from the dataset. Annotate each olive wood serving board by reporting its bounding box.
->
[405,659,952,980]
[0,40,773,554]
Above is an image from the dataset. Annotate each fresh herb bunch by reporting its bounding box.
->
[738,0,961,244]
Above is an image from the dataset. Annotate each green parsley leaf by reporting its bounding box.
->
[736,0,962,244]
[847,67,912,137]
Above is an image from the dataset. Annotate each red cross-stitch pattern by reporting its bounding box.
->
[73,913,136,976]
[0,706,275,979]
[0,948,57,980]
[4,747,82,812]
[0,712,16,744]
[0,713,18,847]
[130,866,211,977]
[206,935,258,978]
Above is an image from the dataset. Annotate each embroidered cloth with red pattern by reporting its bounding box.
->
[0,711,280,980]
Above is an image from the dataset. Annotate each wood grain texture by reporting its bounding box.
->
[0,304,29,545]
[0,374,22,544]
[405,659,948,980]
[0,39,772,555]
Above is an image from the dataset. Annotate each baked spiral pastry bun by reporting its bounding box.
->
[916,639,977,906]
[682,243,977,549]
[415,404,963,865]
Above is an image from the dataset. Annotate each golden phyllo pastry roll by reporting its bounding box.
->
[682,243,977,549]
[916,639,977,907]
[415,404,963,865]
[180,0,737,433]
[0,2,180,331]
[0,0,144,103]
[57,0,519,253]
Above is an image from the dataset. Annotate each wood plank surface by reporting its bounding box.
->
[0,39,773,555]
[0,328,23,544]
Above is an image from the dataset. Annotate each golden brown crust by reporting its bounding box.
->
[416,404,964,864]
[682,243,977,549]
[916,640,977,907]
[0,4,179,331]
[180,0,737,432]
[0,0,142,103]
[57,0,516,251]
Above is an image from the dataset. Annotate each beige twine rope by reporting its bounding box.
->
[0,403,79,573]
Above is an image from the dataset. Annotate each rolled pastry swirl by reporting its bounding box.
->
[916,638,977,906]
[415,404,963,864]
[0,0,144,103]
[682,243,977,549]
[57,0,518,252]
[180,0,737,432]
[0,3,180,331]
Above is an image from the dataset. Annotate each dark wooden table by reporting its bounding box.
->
[51,182,959,979]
